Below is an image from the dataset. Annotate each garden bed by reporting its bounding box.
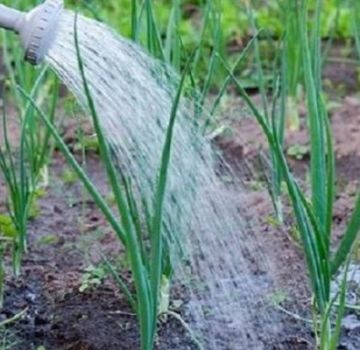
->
[0,45,360,350]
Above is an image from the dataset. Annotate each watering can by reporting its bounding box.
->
[0,0,63,65]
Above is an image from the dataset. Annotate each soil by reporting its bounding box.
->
[0,51,360,349]
[0,150,199,350]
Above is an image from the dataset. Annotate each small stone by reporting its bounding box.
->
[25,292,36,303]
[342,315,360,331]
[172,299,184,309]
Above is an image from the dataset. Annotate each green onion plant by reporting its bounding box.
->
[281,0,302,132]
[0,1,59,281]
[0,1,53,306]
[242,2,286,223]
[0,67,57,278]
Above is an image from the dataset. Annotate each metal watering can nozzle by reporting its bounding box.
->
[0,0,64,65]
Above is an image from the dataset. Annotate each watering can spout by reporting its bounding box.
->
[0,6,23,32]
[0,0,63,65]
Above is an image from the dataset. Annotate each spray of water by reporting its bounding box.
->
[46,12,284,349]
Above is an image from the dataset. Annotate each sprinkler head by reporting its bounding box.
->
[0,0,64,65]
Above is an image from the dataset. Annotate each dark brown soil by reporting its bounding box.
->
[1,114,315,349]
[0,115,316,349]
[1,151,198,350]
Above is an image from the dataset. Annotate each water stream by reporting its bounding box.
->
[46,12,284,349]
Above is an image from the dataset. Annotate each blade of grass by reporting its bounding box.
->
[101,254,137,311]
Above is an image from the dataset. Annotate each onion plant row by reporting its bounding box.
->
[218,0,360,348]
[20,12,202,350]
[0,58,57,305]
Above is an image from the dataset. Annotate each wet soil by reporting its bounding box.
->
[0,53,360,349]
[0,151,198,350]
[0,114,315,349]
